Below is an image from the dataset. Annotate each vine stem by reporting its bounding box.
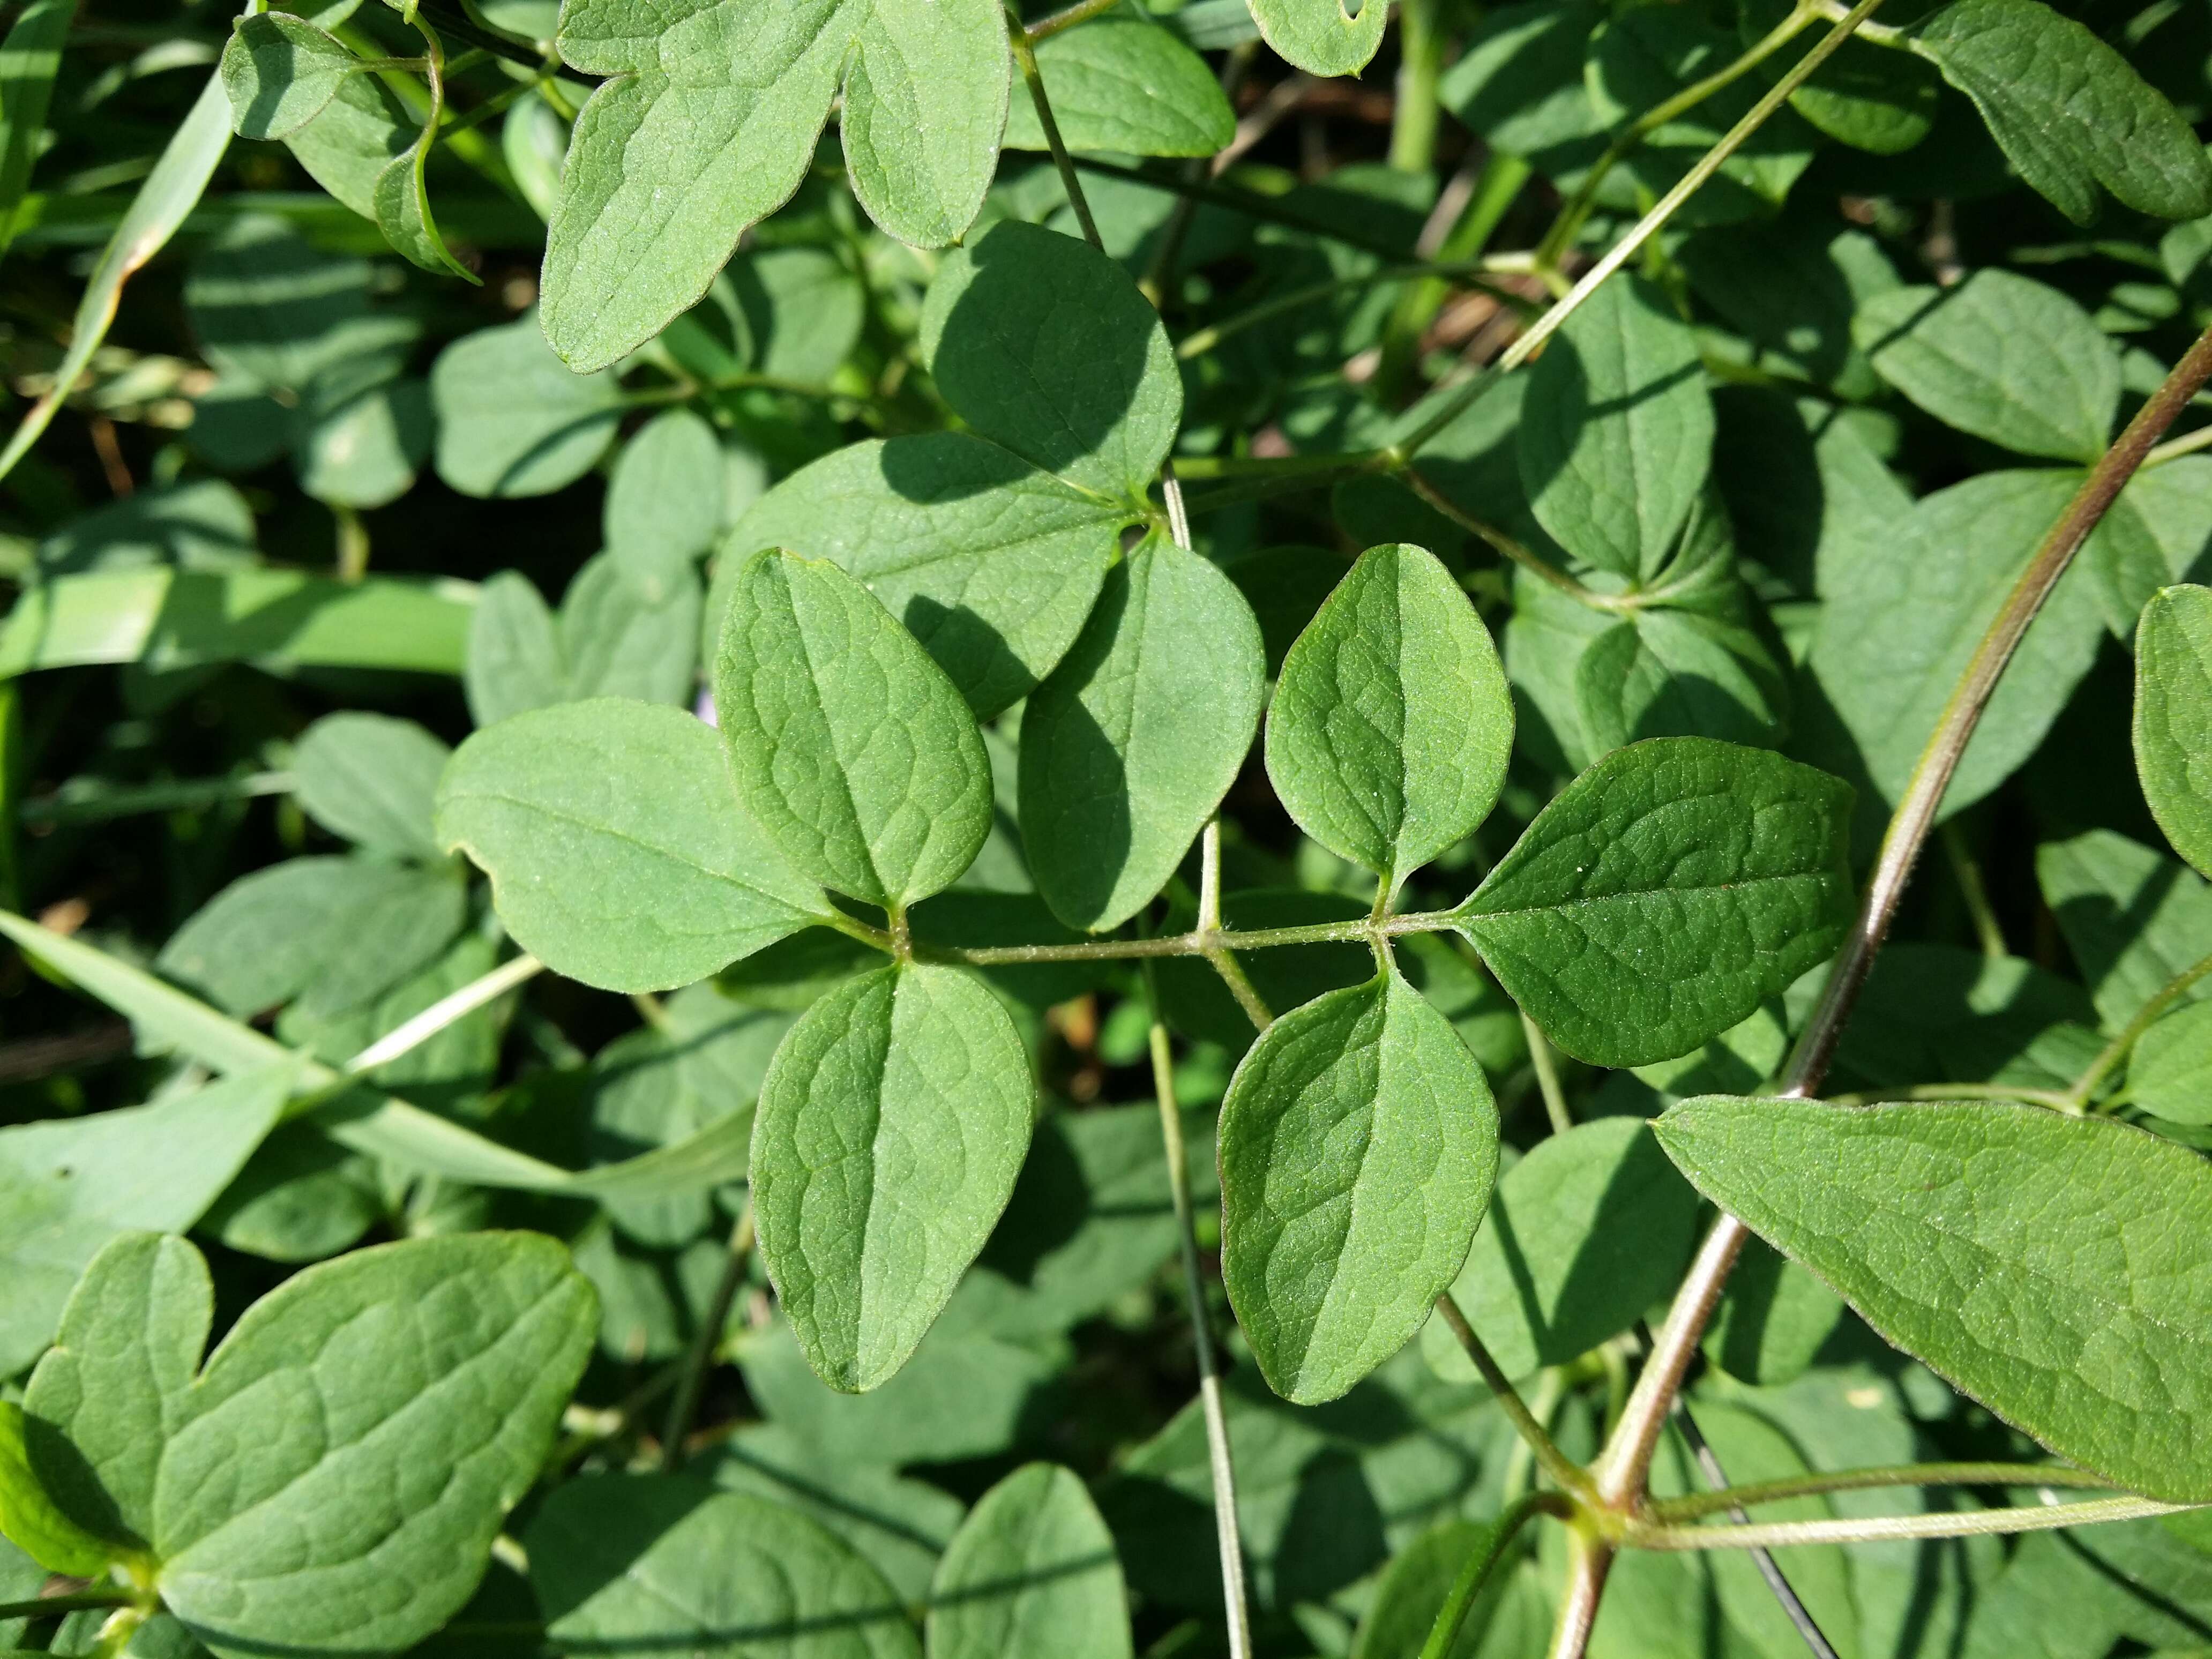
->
[1568,317,2212,1651]
[932,906,1464,965]
[660,1206,754,1471]
[0,1592,134,1620]
[1417,1493,1572,1659]
[1006,12,1099,247]
[1645,1461,2119,1524]
[1823,1081,2079,1112]
[1628,1494,2200,1551]
[2064,946,2212,1108]
[1432,1294,1594,1501]
[343,952,543,1074]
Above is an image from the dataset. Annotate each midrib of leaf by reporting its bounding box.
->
[1301,988,1406,1393]
[787,576,891,905]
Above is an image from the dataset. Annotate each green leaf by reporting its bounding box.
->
[437,698,827,992]
[1456,738,1855,1067]
[716,549,993,910]
[1803,468,2107,822]
[1218,967,1500,1404]
[292,711,449,860]
[542,0,1006,373]
[607,407,724,600]
[465,569,565,725]
[1265,542,1513,892]
[0,1403,116,1577]
[918,220,1180,501]
[1574,607,1789,754]
[1350,1514,1525,1659]
[2128,1000,2212,1125]
[723,434,1130,717]
[221,14,359,142]
[926,1463,1132,1659]
[292,370,431,509]
[0,1065,292,1379]
[1656,1096,2212,1503]
[429,317,623,499]
[1740,0,1940,154]
[1421,1117,1701,1382]
[1912,0,2212,225]
[1020,537,1265,932]
[526,1474,919,1658]
[1855,271,2119,461]
[1701,1238,1845,1387]
[1518,273,1716,579]
[560,551,705,707]
[371,129,476,281]
[2087,462,2212,639]
[280,59,412,220]
[0,0,72,263]
[1004,16,1235,158]
[1246,0,1387,77]
[751,963,1035,1391]
[2037,830,2212,1029]
[25,1232,597,1655]
[2138,584,2212,878]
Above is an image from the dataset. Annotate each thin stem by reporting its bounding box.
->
[1645,1461,2121,1525]
[1141,973,1254,1659]
[1073,157,1413,262]
[18,769,294,825]
[1008,13,1101,249]
[1940,822,2006,958]
[1592,316,2212,1541]
[1522,1012,1573,1137]
[1402,467,1627,611]
[547,1361,684,1477]
[0,1592,135,1619]
[1544,1531,1612,1659]
[660,1206,754,1473]
[2144,419,2212,467]
[2065,947,2212,1108]
[1671,1400,1840,1659]
[344,953,544,1074]
[930,906,1463,966]
[1823,1081,2079,1111]
[1179,258,1541,360]
[1378,152,1534,398]
[1025,0,1123,41]
[1169,447,1392,482]
[1432,1292,1595,1501]
[1389,0,1445,173]
[1141,41,1257,306]
[1536,1,1819,268]
[1418,1494,1569,1659]
[333,502,370,583]
[1628,1495,2200,1551]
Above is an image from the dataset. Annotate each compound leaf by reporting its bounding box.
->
[1004,16,1236,157]
[1246,0,1388,77]
[926,1463,1132,1659]
[1912,0,2212,226]
[220,13,357,141]
[1265,542,1513,893]
[715,550,993,910]
[2136,584,2212,879]
[1656,1096,2212,1503]
[437,698,826,992]
[752,963,1035,1392]
[1855,271,2118,462]
[1218,967,1499,1404]
[1518,272,1715,579]
[1455,738,1855,1067]
[919,220,1180,501]
[1021,537,1265,932]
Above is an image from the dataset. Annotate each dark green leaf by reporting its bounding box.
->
[1004,16,1235,157]
[926,1463,1131,1659]
[2037,830,2212,1029]
[221,13,357,140]
[2128,1000,2212,1125]
[291,711,449,860]
[2137,584,2212,878]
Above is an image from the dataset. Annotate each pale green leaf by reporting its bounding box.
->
[1349,1514,1525,1659]
[1265,542,1513,892]
[918,219,1180,500]
[280,61,410,220]
[1421,1117,1700,1382]
[2137,584,2212,878]
[437,698,827,992]
[1855,271,2119,461]
[1219,967,1500,1404]
[607,407,724,600]
[715,549,993,910]
[723,433,1129,717]
[0,1066,292,1380]
[1455,738,1855,1067]
[1004,16,1236,158]
[2037,830,2212,1029]
[221,15,360,144]
[1246,0,1387,77]
[2128,1000,2212,1125]
[430,317,622,499]
[370,132,476,281]
[292,371,430,509]
[465,569,565,727]
[1518,273,1715,578]
[1020,537,1265,932]
[1912,0,2212,225]
[926,1463,1131,1659]
[0,1403,116,1577]
[292,711,449,860]
[1701,1239,1845,1387]
[527,1474,919,1658]
[841,0,1008,247]
[35,477,257,577]
[751,963,1035,1391]
[1656,1095,2212,1503]
[0,0,72,261]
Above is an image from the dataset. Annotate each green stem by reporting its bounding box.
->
[1645,1461,2121,1525]
[1389,0,1445,174]
[1378,152,1535,398]
[1823,1081,2079,1112]
[0,1592,136,1620]
[661,1206,754,1472]
[1168,448,1393,481]
[1073,156,1413,261]
[344,953,544,1075]
[1179,257,1540,361]
[1026,0,1124,41]
[18,769,294,825]
[1536,1,1819,269]
[2066,946,2212,1109]
[1939,821,2006,958]
[1418,1494,1568,1659]
[1007,11,1100,249]
[1627,1495,2200,1552]
[1523,1012,1573,1137]
[932,906,1463,966]
[1401,467,1627,611]
[1432,1292,1597,1502]
[2144,419,2212,467]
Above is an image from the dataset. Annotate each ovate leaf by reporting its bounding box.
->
[0,1066,292,1380]
[2129,1000,2212,1125]
[926,1463,1132,1659]
[1218,968,1500,1404]
[430,317,622,499]
[715,550,993,910]
[2137,584,2212,878]
[839,0,1010,246]
[1912,0,2212,226]
[0,1403,116,1576]
[1004,16,1236,158]
[1574,607,1788,754]
[919,220,1180,501]
[1455,738,1854,1067]
[281,65,411,220]
[527,1475,918,1659]
[606,407,724,600]
[1246,0,1388,77]
[437,698,827,992]
[220,13,358,140]
[751,964,1035,1391]
[1021,537,1265,932]
[1656,1096,2212,1503]
[1854,271,2119,462]
[292,711,449,861]
[1518,271,1715,579]
[1265,543,1513,892]
[2036,830,2212,1029]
